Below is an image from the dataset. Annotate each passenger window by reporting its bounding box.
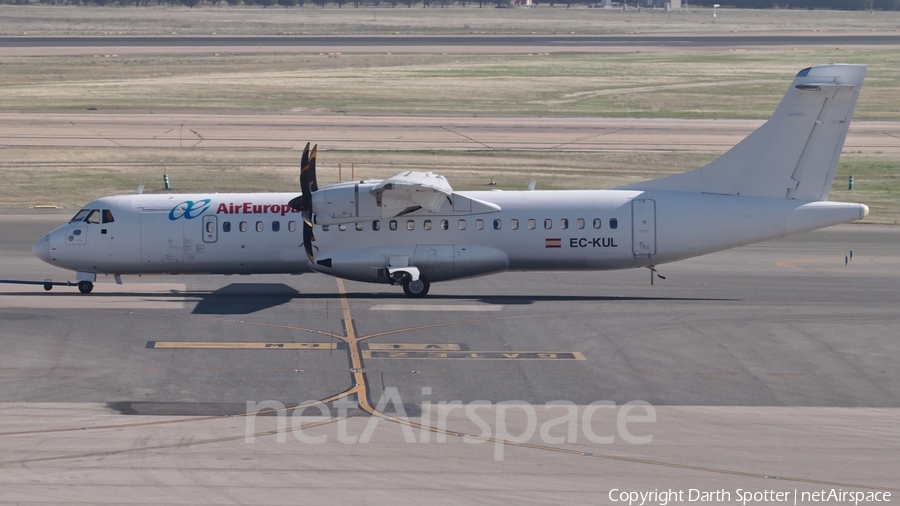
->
[373,220,381,231]
[458,219,467,230]
[440,219,449,230]
[424,220,432,230]
[356,222,364,231]
[240,221,248,232]
[560,218,568,230]
[476,219,484,230]
[510,219,519,230]
[102,210,115,224]
[576,218,585,229]
[493,219,501,230]
[289,221,297,232]
[70,209,90,222]
[593,218,602,230]
[407,220,415,231]
[322,225,330,231]
[527,219,536,230]
[206,221,215,233]
[272,221,280,232]
[339,224,347,231]
[223,221,232,233]
[610,218,618,229]
[389,220,398,231]
[256,221,264,232]
[544,219,552,230]
[85,210,101,224]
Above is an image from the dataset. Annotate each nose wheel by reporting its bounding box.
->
[77,281,94,294]
[402,277,430,298]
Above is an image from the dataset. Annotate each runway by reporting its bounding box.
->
[3,33,898,57]
[1,112,898,154]
[1,210,898,502]
[3,34,900,48]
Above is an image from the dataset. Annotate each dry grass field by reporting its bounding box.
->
[0,146,714,205]
[0,6,897,222]
[2,50,900,120]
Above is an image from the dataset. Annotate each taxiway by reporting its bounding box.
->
[1,211,897,503]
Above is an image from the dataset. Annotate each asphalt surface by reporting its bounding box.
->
[2,34,900,48]
[2,212,899,410]
[1,212,898,502]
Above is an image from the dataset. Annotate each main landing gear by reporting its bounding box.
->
[402,277,430,298]
[392,271,430,298]
[77,281,94,294]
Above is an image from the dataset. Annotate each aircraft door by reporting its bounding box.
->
[631,199,656,258]
[202,215,218,243]
[141,212,184,264]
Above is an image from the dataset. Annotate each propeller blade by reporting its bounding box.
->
[289,142,311,212]
[309,144,318,192]
[299,142,311,200]
[292,142,316,262]
[302,143,315,225]
[303,220,315,263]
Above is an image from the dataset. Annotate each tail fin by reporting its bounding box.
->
[616,64,866,201]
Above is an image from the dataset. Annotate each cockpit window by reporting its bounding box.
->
[102,210,115,224]
[85,210,101,224]
[70,209,90,222]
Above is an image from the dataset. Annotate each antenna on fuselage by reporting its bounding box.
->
[647,266,666,285]
[136,185,144,195]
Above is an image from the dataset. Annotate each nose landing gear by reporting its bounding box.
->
[0,278,88,293]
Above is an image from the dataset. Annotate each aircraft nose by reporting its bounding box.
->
[33,234,51,262]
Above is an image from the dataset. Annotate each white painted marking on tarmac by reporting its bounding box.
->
[369,304,503,312]
[0,283,187,309]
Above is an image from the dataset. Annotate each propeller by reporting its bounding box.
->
[288,142,318,263]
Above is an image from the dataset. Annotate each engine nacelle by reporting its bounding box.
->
[311,181,380,225]
[311,245,509,283]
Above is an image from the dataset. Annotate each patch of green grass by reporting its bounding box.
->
[832,156,900,224]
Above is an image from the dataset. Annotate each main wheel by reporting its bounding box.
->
[402,278,430,298]
[77,281,94,294]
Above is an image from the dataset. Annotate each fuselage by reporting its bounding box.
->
[32,190,867,285]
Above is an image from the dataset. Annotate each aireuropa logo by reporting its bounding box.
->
[169,199,212,221]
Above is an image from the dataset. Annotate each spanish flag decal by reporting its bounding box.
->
[545,238,562,248]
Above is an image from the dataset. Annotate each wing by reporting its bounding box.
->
[310,170,501,225]
[372,171,453,214]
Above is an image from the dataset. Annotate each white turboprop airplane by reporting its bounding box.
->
[31,64,868,297]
